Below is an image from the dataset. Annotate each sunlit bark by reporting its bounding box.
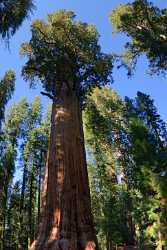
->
[30,82,96,250]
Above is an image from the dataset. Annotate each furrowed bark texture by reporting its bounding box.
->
[30,83,96,250]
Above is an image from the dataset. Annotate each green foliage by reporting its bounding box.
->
[84,87,167,249]
[0,97,50,249]
[6,182,21,249]
[17,98,50,249]
[21,10,113,101]
[0,70,15,130]
[3,98,29,143]
[84,87,134,248]
[0,97,30,249]
[125,92,167,248]
[0,0,34,39]
[110,0,167,75]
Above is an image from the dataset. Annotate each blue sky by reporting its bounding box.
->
[0,0,167,121]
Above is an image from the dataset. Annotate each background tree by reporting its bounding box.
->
[125,92,167,249]
[84,87,167,249]
[110,0,167,75]
[18,99,50,250]
[0,70,15,131]
[21,9,113,250]
[6,181,21,250]
[83,87,135,249]
[0,98,28,250]
[0,0,34,133]
[0,97,50,250]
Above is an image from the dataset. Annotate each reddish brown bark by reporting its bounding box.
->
[30,83,96,250]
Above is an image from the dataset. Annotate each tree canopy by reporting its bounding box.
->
[21,9,113,103]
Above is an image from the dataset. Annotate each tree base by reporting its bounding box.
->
[30,238,96,250]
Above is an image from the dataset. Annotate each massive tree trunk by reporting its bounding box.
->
[30,83,97,250]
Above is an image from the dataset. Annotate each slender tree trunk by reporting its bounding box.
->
[126,212,136,246]
[38,151,43,224]
[20,161,27,214]
[30,83,96,250]
[29,162,35,245]
[1,177,9,250]
[19,160,28,250]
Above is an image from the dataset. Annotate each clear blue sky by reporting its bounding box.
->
[0,0,167,121]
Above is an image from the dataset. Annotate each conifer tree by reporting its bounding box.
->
[0,97,50,250]
[0,70,15,131]
[125,92,167,248]
[0,98,28,250]
[110,0,167,75]
[84,87,135,248]
[7,182,21,250]
[21,10,113,250]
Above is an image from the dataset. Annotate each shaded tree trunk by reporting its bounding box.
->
[29,162,35,245]
[1,174,9,250]
[37,151,43,224]
[20,160,27,214]
[19,160,28,250]
[30,83,97,250]
[126,213,136,246]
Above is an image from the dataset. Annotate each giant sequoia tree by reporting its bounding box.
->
[21,10,113,250]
